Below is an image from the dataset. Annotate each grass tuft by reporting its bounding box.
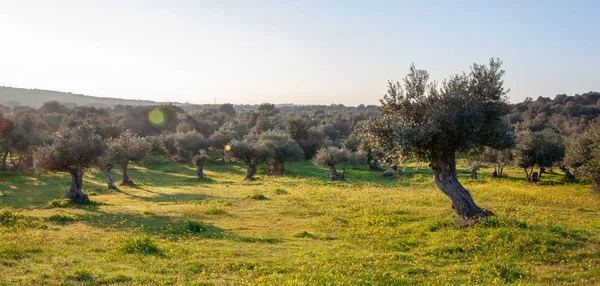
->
[247,193,268,200]
[119,235,161,255]
[48,213,78,225]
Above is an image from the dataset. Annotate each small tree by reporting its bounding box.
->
[193,150,210,179]
[209,128,238,158]
[225,139,269,180]
[514,129,565,182]
[162,131,211,163]
[365,59,513,220]
[34,123,106,203]
[482,147,512,177]
[106,130,152,186]
[258,130,304,175]
[464,148,483,180]
[313,147,356,181]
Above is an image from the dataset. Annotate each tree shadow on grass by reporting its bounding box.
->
[80,210,282,245]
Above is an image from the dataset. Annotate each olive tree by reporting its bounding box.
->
[514,129,565,182]
[225,138,269,180]
[34,122,106,203]
[258,130,304,175]
[161,131,211,163]
[313,147,360,181]
[366,59,513,220]
[564,122,600,190]
[482,147,512,177]
[463,148,483,180]
[106,130,152,187]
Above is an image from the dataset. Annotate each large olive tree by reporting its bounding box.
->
[106,130,152,187]
[34,122,106,203]
[366,59,513,220]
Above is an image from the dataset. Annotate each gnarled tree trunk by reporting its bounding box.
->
[470,168,478,179]
[328,164,344,181]
[593,179,600,192]
[1,151,8,170]
[429,152,491,220]
[530,172,539,182]
[106,164,116,189]
[559,165,575,181]
[267,161,285,176]
[245,162,257,180]
[121,162,133,186]
[196,161,204,179]
[66,166,89,203]
[492,166,498,177]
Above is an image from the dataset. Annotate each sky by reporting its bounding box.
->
[0,0,598,106]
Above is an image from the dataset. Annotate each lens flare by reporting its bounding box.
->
[148,108,166,127]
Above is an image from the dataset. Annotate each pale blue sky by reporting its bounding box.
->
[0,0,598,105]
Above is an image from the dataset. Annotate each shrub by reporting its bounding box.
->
[183,220,204,233]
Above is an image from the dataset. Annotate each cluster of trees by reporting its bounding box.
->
[2,59,600,219]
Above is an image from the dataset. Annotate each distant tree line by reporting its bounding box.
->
[1,60,599,218]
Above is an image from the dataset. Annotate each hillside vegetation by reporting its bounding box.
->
[1,156,599,285]
[0,87,162,108]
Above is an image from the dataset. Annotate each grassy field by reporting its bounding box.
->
[1,155,599,285]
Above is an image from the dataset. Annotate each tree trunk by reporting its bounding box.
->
[499,166,504,177]
[523,168,531,181]
[367,160,374,170]
[245,163,257,180]
[106,165,116,189]
[121,162,133,186]
[593,179,600,192]
[530,172,539,183]
[267,161,285,176]
[329,164,344,181]
[429,152,492,220]
[1,151,8,170]
[196,161,204,179]
[66,166,89,203]
[492,166,498,177]
[559,166,575,181]
[373,160,381,171]
[539,167,545,179]
[470,168,478,179]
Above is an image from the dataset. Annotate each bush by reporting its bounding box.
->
[183,221,204,233]
[275,188,288,195]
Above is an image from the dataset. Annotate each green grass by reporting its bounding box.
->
[0,156,599,284]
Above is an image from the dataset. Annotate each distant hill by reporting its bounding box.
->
[0,86,174,108]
